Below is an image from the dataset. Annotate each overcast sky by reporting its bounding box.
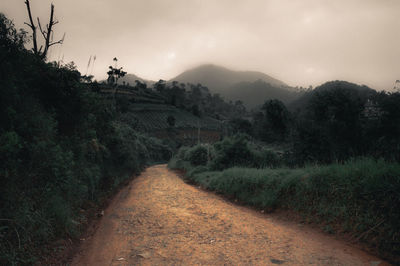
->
[1,0,399,90]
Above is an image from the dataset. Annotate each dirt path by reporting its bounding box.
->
[72,165,387,265]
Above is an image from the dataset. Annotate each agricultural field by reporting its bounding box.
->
[129,104,222,132]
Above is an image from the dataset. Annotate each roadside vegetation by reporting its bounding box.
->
[0,14,171,264]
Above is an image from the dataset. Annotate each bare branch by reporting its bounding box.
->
[24,0,64,59]
[49,32,65,47]
[37,17,47,40]
[48,39,63,47]
[48,32,65,48]
[24,0,38,54]
[41,4,54,58]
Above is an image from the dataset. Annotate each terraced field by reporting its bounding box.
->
[128,104,222,132]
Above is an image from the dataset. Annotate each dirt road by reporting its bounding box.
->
[72,165,387,265]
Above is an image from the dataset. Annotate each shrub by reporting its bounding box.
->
[211,135,254,170]
[186,145,209,166]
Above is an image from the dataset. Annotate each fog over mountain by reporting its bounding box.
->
[170,64,298,108]
[171,64,286,89]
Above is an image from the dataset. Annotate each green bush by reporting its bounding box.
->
[186,145,209,166]
[211,135,254,170]
[172,138,282,170]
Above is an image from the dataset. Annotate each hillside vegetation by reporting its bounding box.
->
[124,104,222,132]
[228,80,300,108]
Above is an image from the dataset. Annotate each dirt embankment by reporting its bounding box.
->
[72,165,388,265]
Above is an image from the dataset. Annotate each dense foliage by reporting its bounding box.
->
[152,79,247,120]
[182,145,209,166]
[171,136,282,171]
[0,14,171,264]
[250,81,400,165]
[210,135,255,169]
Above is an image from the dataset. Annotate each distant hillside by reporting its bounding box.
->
[171,64,286,89]
[226,80,301,108]
[288,80,375,112]
[170,64,300,108]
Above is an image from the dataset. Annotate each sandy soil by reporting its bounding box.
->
[72,164,388,265]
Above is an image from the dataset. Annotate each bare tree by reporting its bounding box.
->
[24,0,65,59]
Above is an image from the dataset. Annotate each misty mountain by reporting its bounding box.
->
[171,64,286,89]
[170,64,299,108]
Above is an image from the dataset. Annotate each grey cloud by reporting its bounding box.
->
[1,0,399,90]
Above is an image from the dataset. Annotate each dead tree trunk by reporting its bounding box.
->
[24,0,65,60]
[24,0,39,55]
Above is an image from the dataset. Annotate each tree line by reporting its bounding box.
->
[233,81,400,165]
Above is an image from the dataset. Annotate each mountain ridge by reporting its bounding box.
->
[169,64,287,89]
